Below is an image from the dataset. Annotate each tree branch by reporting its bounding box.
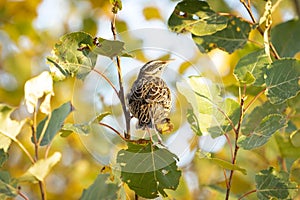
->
[225,95,245,200]
[111,14,131,139]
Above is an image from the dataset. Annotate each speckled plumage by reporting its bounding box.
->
[127,60,171,130]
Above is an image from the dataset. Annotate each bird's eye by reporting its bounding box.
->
[159,67,162,70]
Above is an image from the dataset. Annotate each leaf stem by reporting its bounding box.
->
[18,187,29,200]
[111,14,131,139]
[240,0,280,59]
[238,189,257,199]
[32,108,39,161]
[99,122,126,141]
[243,88,266,112]
[92,68,119,97]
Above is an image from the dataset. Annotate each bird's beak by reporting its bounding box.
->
[161,59,175,65]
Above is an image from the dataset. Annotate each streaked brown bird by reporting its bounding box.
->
[127,60,172,134]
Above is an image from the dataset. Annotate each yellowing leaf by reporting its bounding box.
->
[143,7,162,20]
[24,71,54,114]
[0,105,26,152]
[21,152,61,182]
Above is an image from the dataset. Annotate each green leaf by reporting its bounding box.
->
[47,31,97,80]
[0,149,8,167]
[80,174,119,200]
[238,114,287,150]
[0,171,18,199]
[94,112,111,123]
[256,167,297,200]
[20,152,61,182]
[207,157,247,175]
[36,102,73,146]
[168,0,228,36]
[62,123,91,135]
[271,19,300,57]
[93,37,129,58]
[241,101,286,135]
[24,71,54,114]
[234,49,269,86]
[192,16,252,53]
[62,111,111,135]
[265,59,300,104]
[0,105,26,152]
[117,142,181,199]
[187,108,202,136]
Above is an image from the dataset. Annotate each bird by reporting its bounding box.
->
[127,60,173,135]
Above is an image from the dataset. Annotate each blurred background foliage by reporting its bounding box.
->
[0,0,299,199]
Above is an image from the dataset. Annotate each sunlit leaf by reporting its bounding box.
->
[21,152,61,182]
[80,174,119,200]
[205,98,240,137]
[192,16,252,53]
[47,31,97,80]
[256,167,297,200]
[0,105,26,152]
[265,59,300,104]
[0,171,18,199]
[271,19,300,57]
[177,77,240,137]
[241,101,286,135]
[207,157,247,175]
[117,142,181,198]
[168,0,227,36]
[24,71,54,114]
[36,102,73,146]
[238,114,287,150]
[234,49,269,86]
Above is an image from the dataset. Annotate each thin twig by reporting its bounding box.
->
[111,14,131,139]
[225,94,245,200]
[92,68,119,97]
[99,122,127,141]
[38,181,47,200]
[240,0,280,59]
[238,189,257,200]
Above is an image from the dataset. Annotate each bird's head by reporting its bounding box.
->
[138,60,172,77]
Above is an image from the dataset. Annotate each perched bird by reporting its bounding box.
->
[127,60,172,134]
